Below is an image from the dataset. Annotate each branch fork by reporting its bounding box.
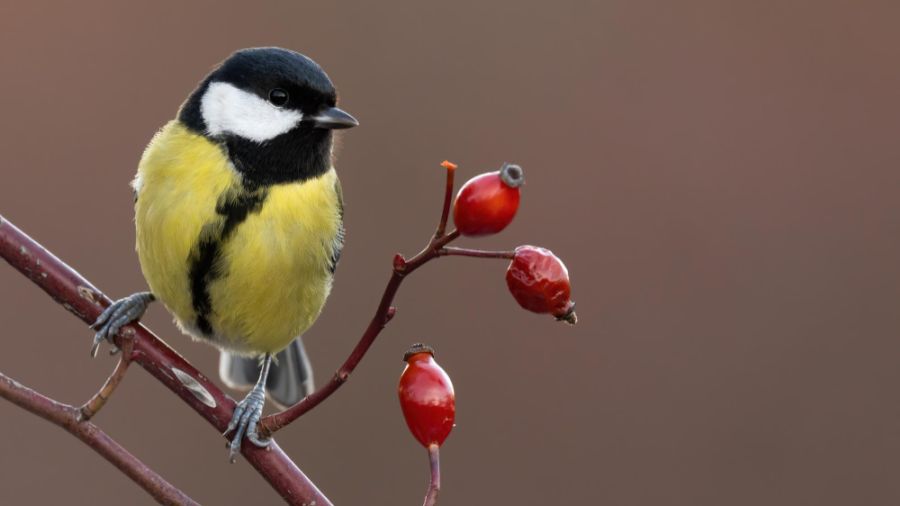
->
[0,160,523,505]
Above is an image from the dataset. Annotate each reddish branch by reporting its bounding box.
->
[0,216,330,505]
[260,164,463,435]
[260,228,460,435]
[434,160,457,238]
[0,162,512,504]
[0,370,198,506]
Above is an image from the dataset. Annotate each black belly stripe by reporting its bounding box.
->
[188,185,268,335]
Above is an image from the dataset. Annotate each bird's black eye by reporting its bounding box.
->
[268,89,289,107]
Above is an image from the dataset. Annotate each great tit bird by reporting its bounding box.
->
[91,47,356,458]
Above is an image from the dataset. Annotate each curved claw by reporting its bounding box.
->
[246,418,271,448]
[92,302,118,330]
[228,420,249,462]
[90,292,153,357]
[90,335,105,358]
[226,389,268,462]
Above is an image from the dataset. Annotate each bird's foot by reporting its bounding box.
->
[90,292,154,357]
[224,384,271,462]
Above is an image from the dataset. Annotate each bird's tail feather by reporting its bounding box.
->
[218,337,314,408]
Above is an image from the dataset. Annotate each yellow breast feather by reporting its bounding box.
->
[134,121,236,330]
[211,169,341,353]
[133,120,342,354]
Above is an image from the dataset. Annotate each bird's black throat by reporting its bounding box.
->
[179,106,333,187]
[223,127,333,187]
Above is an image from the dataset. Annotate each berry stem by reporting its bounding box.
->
[423,444,441,506]
[438,247,516,260]
[434,161,457,239]
[260,228,461,435]
[259,168,463,436]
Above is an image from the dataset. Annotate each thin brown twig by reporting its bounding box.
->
[261,229,459,435]
[260,165,461,435]
[437,247,515,260]
[0,370,199,506]
[423,444,441,506]
[80,334,134,421]
[434,160,457,238]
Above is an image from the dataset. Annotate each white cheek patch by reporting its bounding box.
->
[200,81,304,143]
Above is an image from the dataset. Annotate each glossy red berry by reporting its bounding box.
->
[398,344,456,448]
[452,163,524,236]
[506,245,577,324]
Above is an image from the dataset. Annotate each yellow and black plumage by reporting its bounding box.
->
[91,47,357,458]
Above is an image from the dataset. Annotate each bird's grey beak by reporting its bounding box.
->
[307,107,358,129]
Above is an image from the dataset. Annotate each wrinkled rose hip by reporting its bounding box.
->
[506,246,577,324]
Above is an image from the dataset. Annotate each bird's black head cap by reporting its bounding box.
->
[179,47,357,187]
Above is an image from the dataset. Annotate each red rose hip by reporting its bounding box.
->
[398,344,456,448]
[452,163,524,236]
[506,245,577,324]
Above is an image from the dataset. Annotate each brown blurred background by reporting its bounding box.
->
[2,1,899,504]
